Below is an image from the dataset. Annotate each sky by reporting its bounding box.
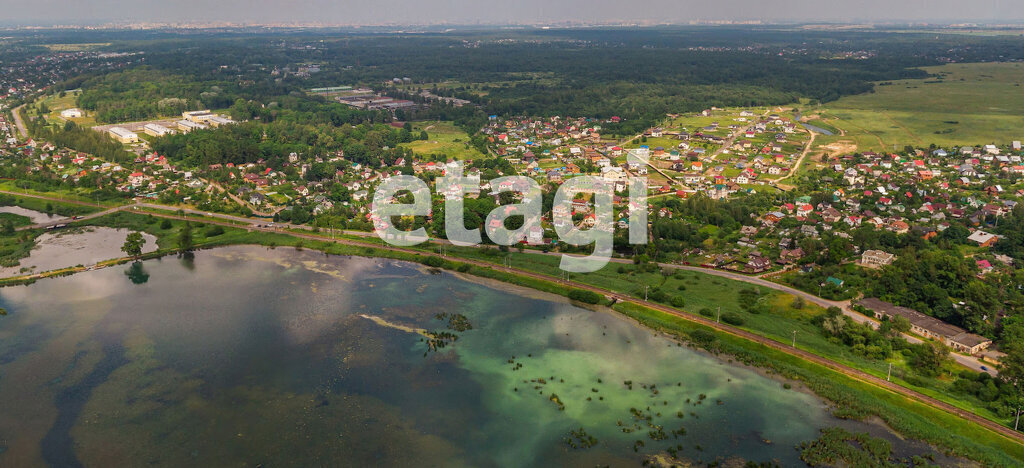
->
[2,0,1023,26]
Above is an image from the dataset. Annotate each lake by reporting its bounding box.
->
[800,123,834,136]
[0,245,942,466]
[0,227,158,278]
[0,206,59,224]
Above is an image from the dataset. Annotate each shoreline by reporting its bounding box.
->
[1,230,1022,464]
[3,243,971,465]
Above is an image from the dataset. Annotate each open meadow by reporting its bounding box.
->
[399,121,486,160]
[808,62,1024,153]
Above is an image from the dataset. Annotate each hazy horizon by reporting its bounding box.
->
[2,0,1024,27]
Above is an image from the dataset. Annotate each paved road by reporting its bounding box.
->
[19,206,121,231]
[11,104,28,139]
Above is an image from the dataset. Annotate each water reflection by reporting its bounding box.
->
[178,251,195,271]
[123,262,149,285]
[0,246,949,467]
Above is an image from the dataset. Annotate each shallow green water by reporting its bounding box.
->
[0,245,890,466]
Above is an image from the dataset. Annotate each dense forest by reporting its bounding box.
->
[35,26,1024,130]
[75,67,211,123]
[152,118,419,169]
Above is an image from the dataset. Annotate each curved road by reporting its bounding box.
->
[774,129,816,190]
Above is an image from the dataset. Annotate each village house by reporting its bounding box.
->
[778,248,805,264]
[859,250,896,268]
[746,255,772,273]
[967,230,998,248]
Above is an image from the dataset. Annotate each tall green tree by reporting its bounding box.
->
[121,232,145,259]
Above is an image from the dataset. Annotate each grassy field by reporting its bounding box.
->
[36,90,96,127]
[0,183,122,207]
[0,193,101,217]
[625,136,682,151]
[0,230,41,268]
[808,62,1024,153]
[0,212,32,227]
[41,43,110,52]
[399,121,486,160]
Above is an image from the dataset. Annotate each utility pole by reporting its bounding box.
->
[644,285,649,301]
[791,330,798,347]
[716,306,721,323]
[1015,381,1022,432]
[887,362,892,382]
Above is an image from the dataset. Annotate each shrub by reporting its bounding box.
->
[721,312,745,326]
[160,219,173,229]
[568,289,602,304]
[698,308,714,317]
[205,225,225,237]
[688,329,717,346]
[670,296,685,308]
[456,263,471,272]
[423,256,444,268]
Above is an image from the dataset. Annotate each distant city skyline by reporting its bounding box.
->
[2,0,1024,27]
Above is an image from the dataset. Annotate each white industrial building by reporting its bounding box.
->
[176,120,208,133]
[108,127,139,144]
[143,123,173,137]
